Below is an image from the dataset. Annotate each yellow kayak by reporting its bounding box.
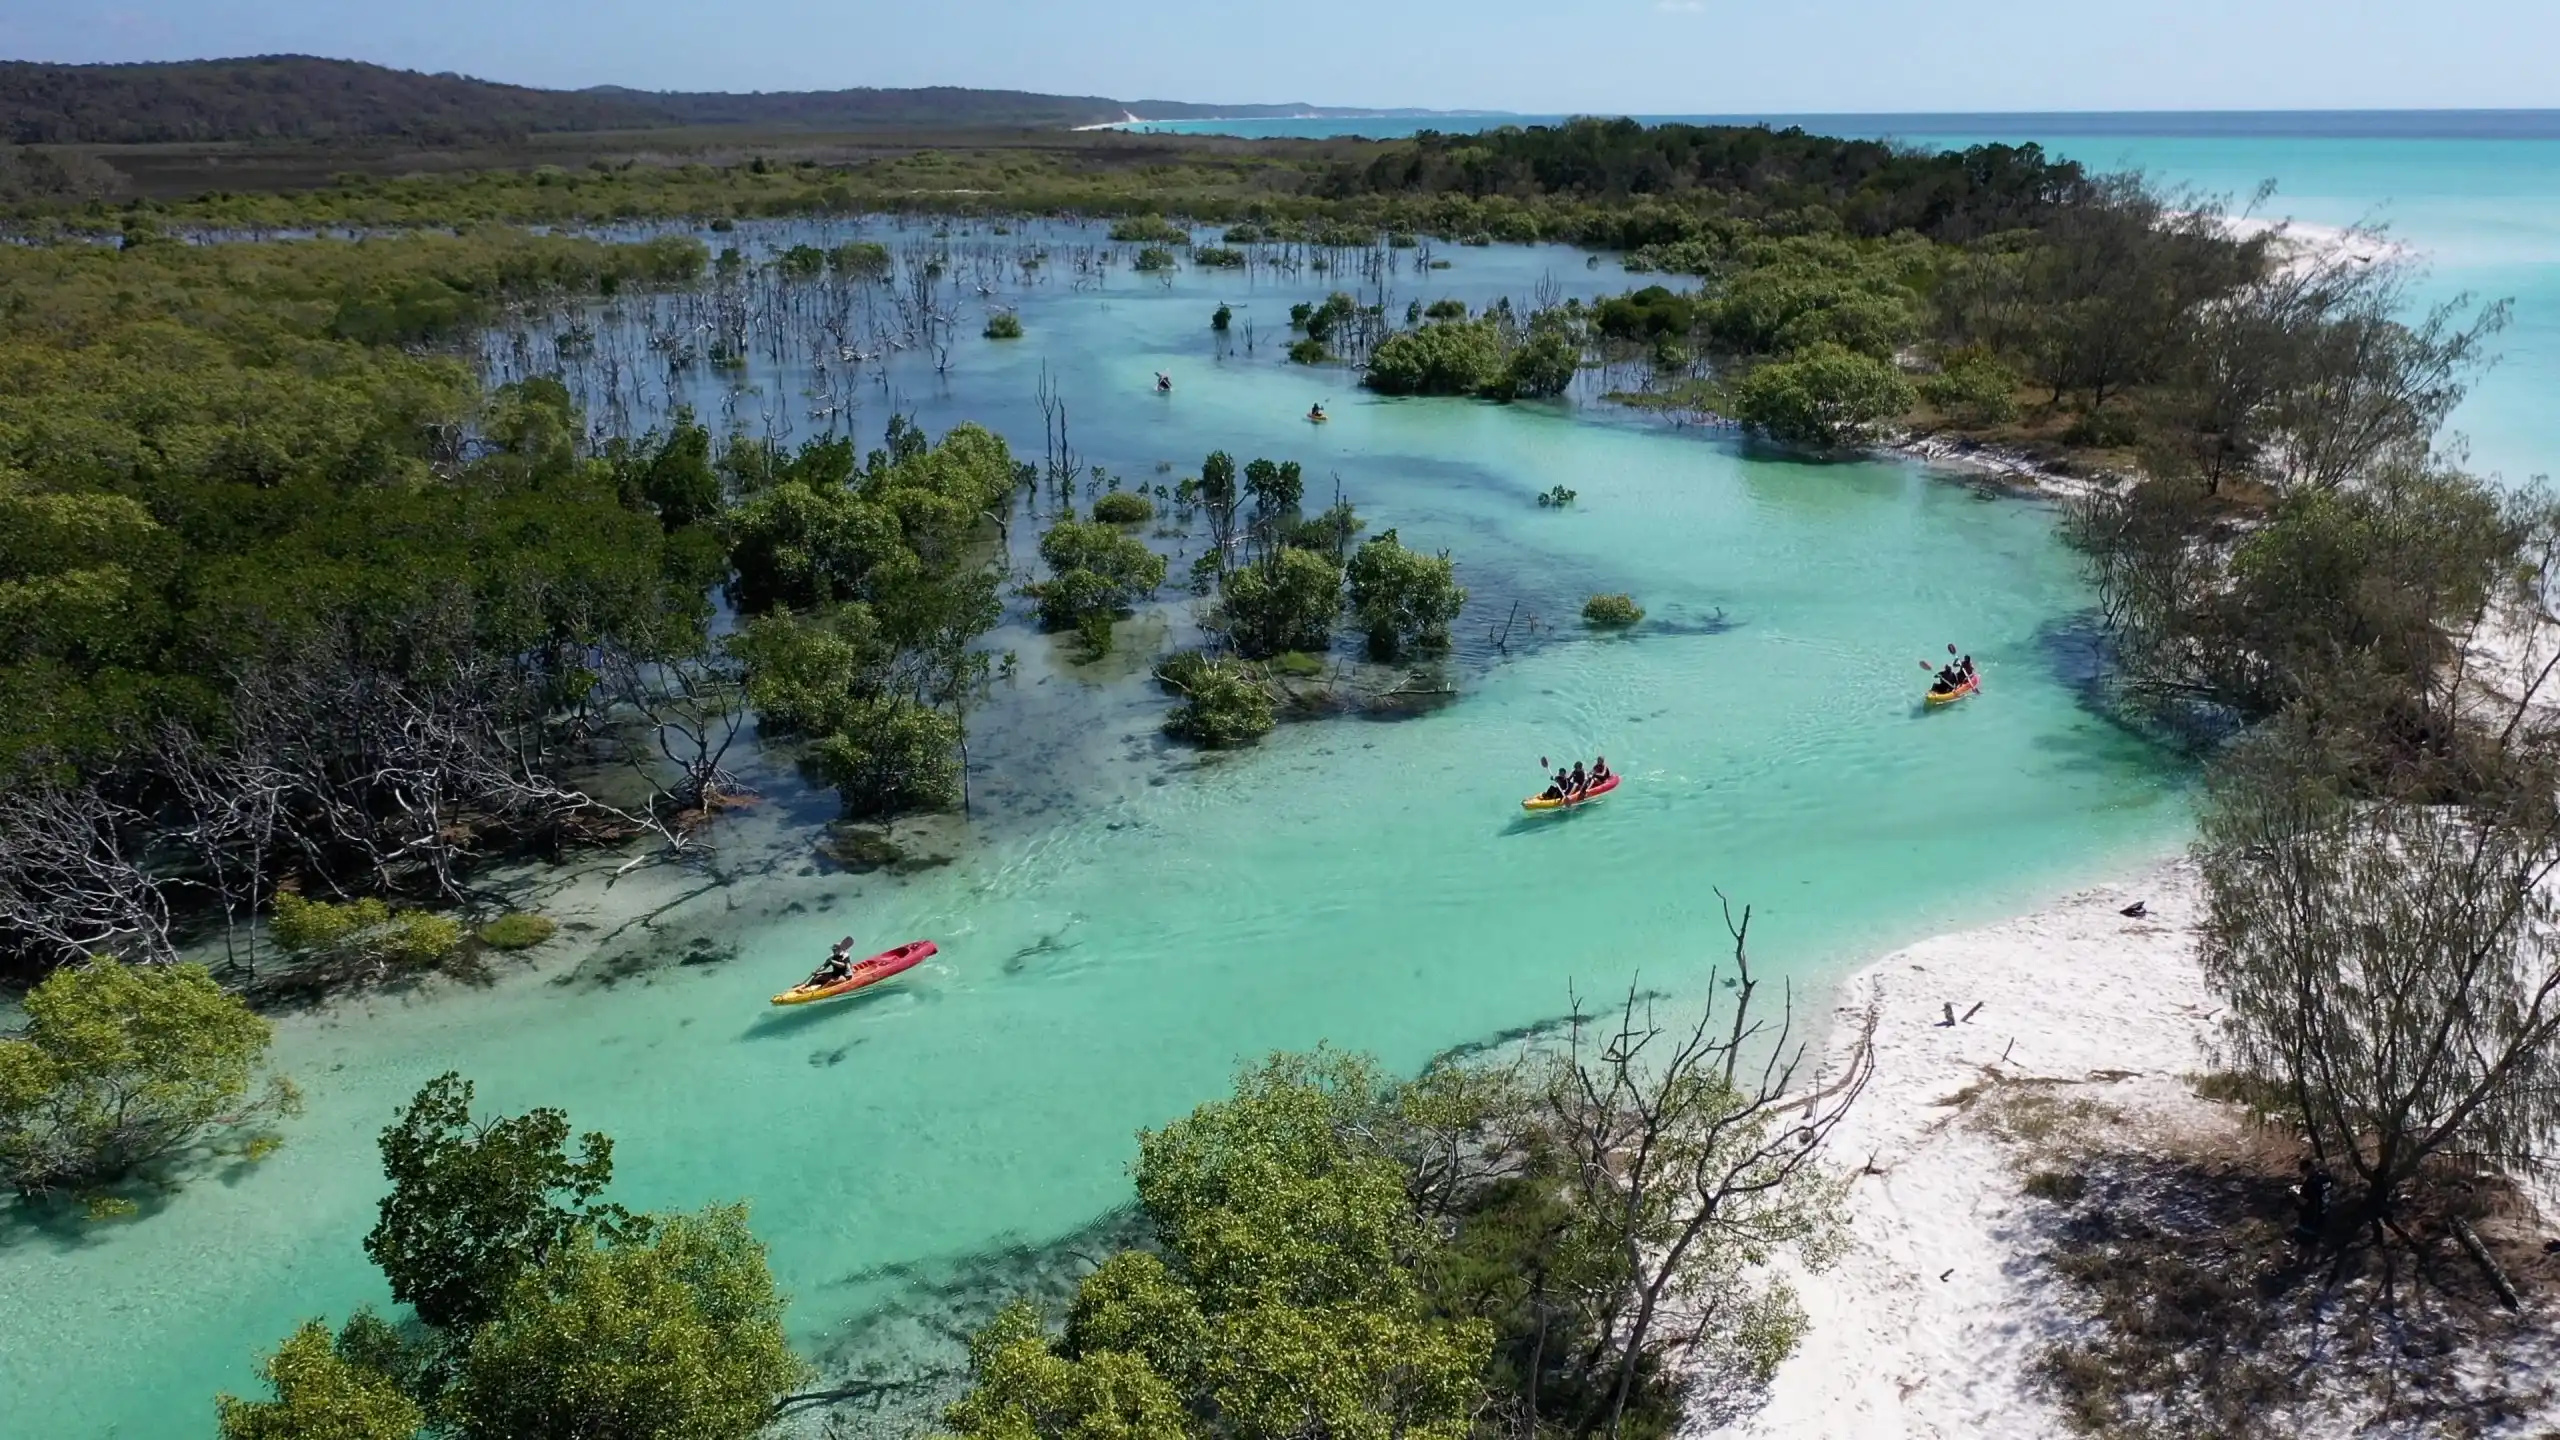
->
[1523,775,1621,811]
[1925,675,1980,706]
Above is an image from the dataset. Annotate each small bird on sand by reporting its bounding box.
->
[2119,901,2148,919]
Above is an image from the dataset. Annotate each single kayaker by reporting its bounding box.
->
[809,936,856,987]
[1308,401,1327,422]
[1156,371,1172,393]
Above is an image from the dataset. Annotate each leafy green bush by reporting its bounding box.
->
[1499,328,1582,399]
[1920,347,2021,425]
[1595,285,1697,341]
[1211,302,1232,331]
[1132,246,1177,273]
[448,1205,806,1440]
[1194,246,1248,268]
[1222,224,1263,244]
[270,892,464,972]
[1091,490,1154,524]
[0,961,296,1196]
[827,241,891,278]
[982,311,1023,339]
[1346,529,1467,658]
[1299,291,1358,341]
[2063,405,2142,448]
[1583,593,1644,627]
[1157,652,1277,747]
[811,697,963,815]
[1365,321,1503,396]
[217,1319,423,1440]
[1033,519,1167,630]
[1219,548,1343,658]
[1730,344,1916,446]
[476,913,557,951]
[1111,215,1189,244]
[1424,298,1468,321]
[1287,337,1330,365]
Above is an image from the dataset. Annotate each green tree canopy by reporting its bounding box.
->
[1344,530,1466,659]
[1729,344,1917,446]
[450,1204,806,1440]
[364,1071,637,1334]
[0,960,291,1196]
[1218,549,1342,660]
[1033,520,1168,631]
[216,1319,425,1440]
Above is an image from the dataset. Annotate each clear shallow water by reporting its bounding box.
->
[0,225,2209,1432]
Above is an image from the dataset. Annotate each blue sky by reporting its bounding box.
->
[7,1,2558,113]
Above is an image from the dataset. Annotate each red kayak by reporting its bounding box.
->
[771,940,936,1006]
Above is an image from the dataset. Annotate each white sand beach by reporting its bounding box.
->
[1691,862,2213,1440]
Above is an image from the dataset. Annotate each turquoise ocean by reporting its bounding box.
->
[4,113,2556,1434]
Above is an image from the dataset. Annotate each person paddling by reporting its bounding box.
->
[1156,371,1173,393]
[810,936,857,987]
[1569,760,1588,797]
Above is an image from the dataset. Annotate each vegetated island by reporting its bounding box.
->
[4,83,2560,1439]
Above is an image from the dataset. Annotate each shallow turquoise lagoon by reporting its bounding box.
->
[0,232,2212,1433]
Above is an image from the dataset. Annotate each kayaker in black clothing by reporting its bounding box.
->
[1569,761,1588,796]
[1591,756,1612,785]
[1542,766,1572,801]
[810,936,857,986]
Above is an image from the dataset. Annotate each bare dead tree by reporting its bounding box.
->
[1543,893,1874,1436]
[592,639,749,819]
[0,779,175,967]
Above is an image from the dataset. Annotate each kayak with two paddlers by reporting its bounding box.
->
[1922,644,1980,705]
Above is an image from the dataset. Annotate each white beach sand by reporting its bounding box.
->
[1690,861,2213,1440]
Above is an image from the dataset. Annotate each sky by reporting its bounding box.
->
[6,0,2560,114]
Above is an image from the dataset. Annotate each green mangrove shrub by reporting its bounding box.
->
[1091,490,1155,525]
[0,961,297,1197]
[1032,519,1167,630]
[1110,215,1189,244]
[983,311,1023,339]
[1730,344,1916,446]
[1921,347,2021,426]
[1157,652,1277,747]
[1133,246,1177,273]
[1365,321,1503,397]
[1583,593,1644,627]
[1211,302,1233,331]
[476,913,558,951]
[1219,548,1343,659]
[270,893,464,973]
[1346,529,1467,658]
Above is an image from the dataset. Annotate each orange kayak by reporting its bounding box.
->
[1523,774,1621,811]
[771,940,936,1005]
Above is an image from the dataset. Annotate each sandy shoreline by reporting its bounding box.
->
[1690,859,2212,1439]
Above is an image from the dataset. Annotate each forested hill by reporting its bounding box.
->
[0,55,1331,144]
